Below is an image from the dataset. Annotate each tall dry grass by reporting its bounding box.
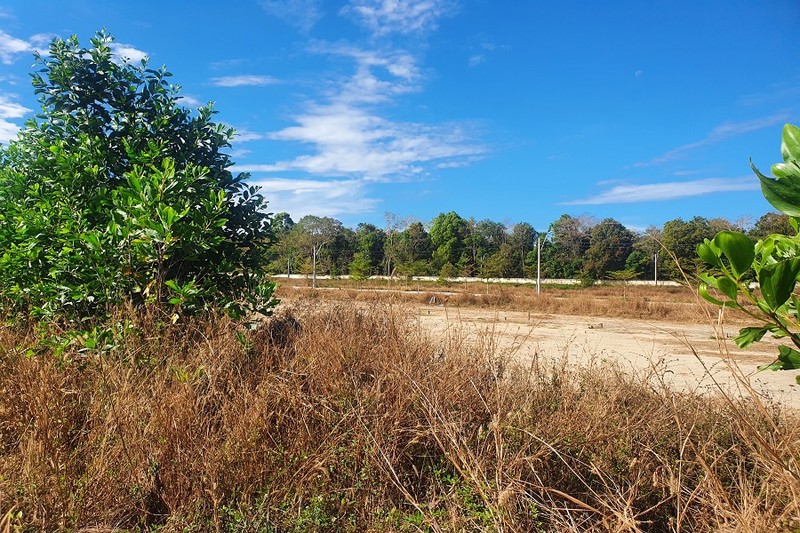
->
[1,302,798,531]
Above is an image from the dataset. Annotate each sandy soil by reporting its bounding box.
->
[412,304,800,406]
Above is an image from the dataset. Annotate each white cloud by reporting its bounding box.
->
[0,94,31,144]
[233,128,266,142]
[634,113,789,167]
[468,54,484,67]
[250,177,380,218]
[565,177,759,205]
[109,43,148,63]
[210,75,279,87]
[0,30,32,64]
[342,0,455,36]
[238,102,482,180]
[238,7,483,184]
[260,0,323,33]
[310,43,421,103]
[177,95,202,107]
[0,120,21,144]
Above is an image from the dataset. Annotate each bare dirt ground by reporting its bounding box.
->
[412,304,800,406]
[277,280,800,405]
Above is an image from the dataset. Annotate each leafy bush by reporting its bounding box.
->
[698,123,800,377]
[0,31,277,321]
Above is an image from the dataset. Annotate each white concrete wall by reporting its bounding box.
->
[272,274,682,287]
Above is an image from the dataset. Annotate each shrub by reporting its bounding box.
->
[698,123,800,378]
[0,30,277,322]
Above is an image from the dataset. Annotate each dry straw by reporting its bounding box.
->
[1,294,798,531]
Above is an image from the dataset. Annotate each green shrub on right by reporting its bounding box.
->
[698,123,800,377]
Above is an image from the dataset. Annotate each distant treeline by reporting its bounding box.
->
[265,211,793,282]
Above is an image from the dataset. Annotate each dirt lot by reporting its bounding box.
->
[413,304,800,405]
[276,280,800,405]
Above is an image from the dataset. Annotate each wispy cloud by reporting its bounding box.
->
[210,75,279,87]
[177,95,202,107]
[250,177,380,218]
[0,30,32,64]
[738,82,800,107]
[634,113,789,167]
[237,103,483,180]
[565,176,759,205]
[342,0,455,36]
[0,94,31,144]
[233,128,266,142]
[243,30,483,182]
[468,54,485,67]
[260,0,323,33]
[0,31,143,65]
[109,43,148,63]
[239,0,480,217]
[311,43,420,103]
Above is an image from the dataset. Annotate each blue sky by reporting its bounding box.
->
[1,0,798,232]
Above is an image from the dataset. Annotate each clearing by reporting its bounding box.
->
[413,304,799,405]
[276,279,800,405]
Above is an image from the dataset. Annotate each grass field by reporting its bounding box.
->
[273,276,730,324]
[2,285,799,531]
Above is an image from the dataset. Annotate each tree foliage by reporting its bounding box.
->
[583,219,635,279]
[429,211,468,272]
[0,31,277,321]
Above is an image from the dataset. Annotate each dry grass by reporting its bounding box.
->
[1,302,799,531]
[277,279,724,324]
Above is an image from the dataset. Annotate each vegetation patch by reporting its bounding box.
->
[2,302,799,531]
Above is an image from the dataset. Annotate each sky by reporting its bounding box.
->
[1,0,799,232]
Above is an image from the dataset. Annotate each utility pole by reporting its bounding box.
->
[654,252,658,286]
[537,236,542,295]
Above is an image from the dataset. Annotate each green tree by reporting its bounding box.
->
[349,252,371,283]
[483,242,518,279]
[429,211,468,271]
[509,222,537,277]
[583,218,635,279]
[750,212,795,239]
[0,31,277,321]
[625,227,661,280]
[269,213,298,276]
[541,214,592,278]
[660,216,715,279]
[292,216,344,287]
[354,223,385,275]
[396,221,432,276]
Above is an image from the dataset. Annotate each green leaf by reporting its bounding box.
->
[127,172,142,192]
[716,277,739,301]
[758,258,800,310]
[780,123,800,163]
[697,240,722,268]
[713,231,754,279]
[734,326,769,349]
[771,160,800,179]
[80,233,101,251]
[758,345,800,371]
[159,205,178,227]
[699,282,726,306]
[755,161,800,217]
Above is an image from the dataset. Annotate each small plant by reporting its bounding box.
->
[698,123,800,379]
